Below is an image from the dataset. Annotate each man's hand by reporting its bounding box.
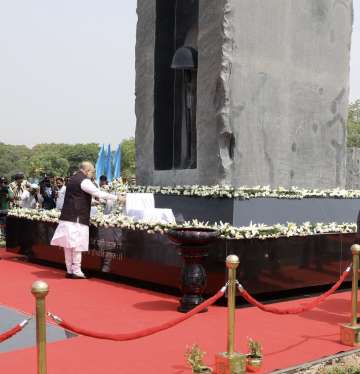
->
[117,194,126,205]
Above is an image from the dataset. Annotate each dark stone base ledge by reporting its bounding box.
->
[5,216,356,297]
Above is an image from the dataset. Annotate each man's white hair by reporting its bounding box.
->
[79,161,95,173]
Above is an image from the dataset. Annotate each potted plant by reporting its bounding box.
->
[246,338,263,372]
[185,344,213,373]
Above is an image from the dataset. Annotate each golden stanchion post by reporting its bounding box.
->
[31,280,49,374]
[215,255,246,374]
[340,244,360,346]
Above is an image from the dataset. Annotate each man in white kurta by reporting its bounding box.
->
[51,162,117,279]
[55,177,66,210]
[20,184,42,209]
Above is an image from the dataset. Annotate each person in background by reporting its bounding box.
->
[9,173,29,207]
[51,161,123,279]
[48,173,56,188]
[90,176,99,188]
[0,177,14,241]
[39,177,56,210]
[20,184,42,209]
[99,175,108,188]
[55,177,66,210]
[0,177,14,211]
[16,183,40,261]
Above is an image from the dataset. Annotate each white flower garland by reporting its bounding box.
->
[7,208,357,241]
[104,179,360,200]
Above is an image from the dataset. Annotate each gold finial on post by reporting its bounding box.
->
[31,280,49,374]
[215,255,246,374]
[350,244,360,327]
[340,245,360,346]
[226,255,239,356]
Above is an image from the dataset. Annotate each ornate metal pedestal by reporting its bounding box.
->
[167,227,219,313]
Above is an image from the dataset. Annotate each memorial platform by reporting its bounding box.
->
[0,248,357,373]
[5,216,355,297]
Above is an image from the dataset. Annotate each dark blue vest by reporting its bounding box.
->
[59,172,92,226]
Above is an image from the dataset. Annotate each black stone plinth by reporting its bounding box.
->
[5,216,356,298]
[155,195,360,226]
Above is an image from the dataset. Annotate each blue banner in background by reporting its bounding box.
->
[95,144,106,182]
[113,144,121,180]
[105,144,113,182]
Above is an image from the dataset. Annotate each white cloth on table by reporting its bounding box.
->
[51,178,117,252]
[124,193,175,223]
[125,193,155,213]
[126,208,176,224]
[125,193,175,224]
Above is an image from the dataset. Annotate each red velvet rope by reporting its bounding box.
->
[0,324,22,343]
[51,287,225,341]
[238,265,351,315]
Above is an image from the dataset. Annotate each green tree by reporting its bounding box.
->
[349,100,360,123]
[0,143,102,180]
[29,143,99,176]
[0,143,32,179]
[28,153,70,177]
[62,143,99,174]
[347,100,360,147]
[121,137,136,180]
[0,141,136,181]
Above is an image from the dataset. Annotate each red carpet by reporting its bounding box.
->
[0,249,355,373]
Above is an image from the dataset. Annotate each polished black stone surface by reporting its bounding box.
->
[155,194,360,226]
[6,216,356,296]
[0,305,75,353]
[167,227,219,245]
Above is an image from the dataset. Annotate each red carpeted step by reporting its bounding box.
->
[0,248,354,373]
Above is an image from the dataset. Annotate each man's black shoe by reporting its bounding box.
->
[16,255,31,262]
[71,274,87,279]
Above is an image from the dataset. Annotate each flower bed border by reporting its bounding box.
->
[7,208,357,241]
[106,181,360,200]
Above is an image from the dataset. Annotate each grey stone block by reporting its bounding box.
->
[136,0,353,189]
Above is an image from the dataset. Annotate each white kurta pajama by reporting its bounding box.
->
[51,178,116,277]
[55,185,66,210]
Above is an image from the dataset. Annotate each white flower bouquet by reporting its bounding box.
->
[7,208,357,241]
